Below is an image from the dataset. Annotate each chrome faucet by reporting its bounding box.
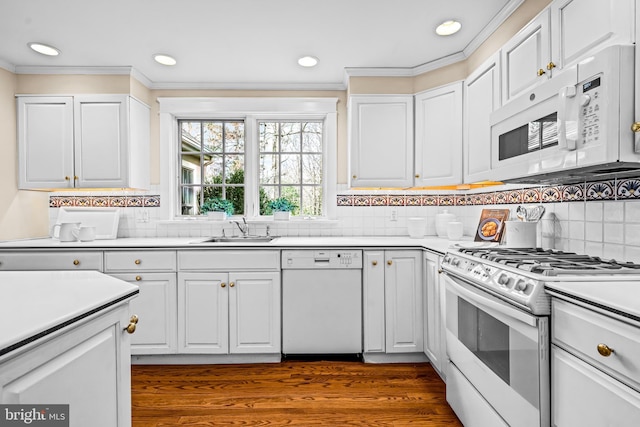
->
[231,217,249,237]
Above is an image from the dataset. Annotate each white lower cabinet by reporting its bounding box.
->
[0,303,133,427]
[177,251,281,356]
[105,251,177,355]
[178,271,280,354]
[551,298,640,426]
[424,251,446,379]
[363,250,423,357]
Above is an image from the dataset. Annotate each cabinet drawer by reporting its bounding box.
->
[0,251,103,271]
[552,298,640,390]
[178,250,279,271]
[104,251,176,272]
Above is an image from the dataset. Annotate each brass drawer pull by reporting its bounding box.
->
[73,259,80,266]
[135,276,142,281]
[221,282,227,288]
[597,343,614,357]
[387,260,393,266]
[230,282,235,287]
[135,259,141,265]
[372,260,378,266]
[125,314,139,334]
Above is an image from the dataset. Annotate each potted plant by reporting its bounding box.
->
[201,197,234,220]
[269,197,296,221]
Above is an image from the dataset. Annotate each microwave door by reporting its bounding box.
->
[539,86,579,173]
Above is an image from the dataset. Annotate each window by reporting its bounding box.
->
[259,121,323,216]
[159,97,338,219]
[179,120,245,215]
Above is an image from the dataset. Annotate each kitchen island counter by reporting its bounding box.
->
[0,270,139,359]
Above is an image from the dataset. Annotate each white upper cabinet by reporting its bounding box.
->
[551,0,635,72]
[18,95,150,190]
[501,9,551,105]
[414,82,463,186]
[349,95,414,187]
[501,0,634,106]
[464,53,501,183]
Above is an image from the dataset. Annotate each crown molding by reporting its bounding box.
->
[148,81,346,91]
[130,67,153,88]
[14,65,135,75]
[463,0,525,57]
[0,58,16,73]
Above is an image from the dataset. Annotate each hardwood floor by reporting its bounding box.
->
[131,360,462,426]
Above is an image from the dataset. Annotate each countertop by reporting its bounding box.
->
[545,281,640,324]
[0,271,139,359]
[0,235,466,254]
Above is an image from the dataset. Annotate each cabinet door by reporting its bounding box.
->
[552,346,640,427]
[17,97,74,189]
[385,251,423,353]
[414,82,463,186]
[363,251,386,353]
[349,95,414,187]
[178,272,228,354]
[0,305,131,427]
[551,0,634,72]
[111,273,177,354]
[74,95,129,188]
[501,9,551,105]
[464,53,500,183]
[228,271,280,354]
[424,253,445,377]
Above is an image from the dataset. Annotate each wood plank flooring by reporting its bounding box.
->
[131,360,462,426]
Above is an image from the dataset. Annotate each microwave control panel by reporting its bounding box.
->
[580,74,602,146]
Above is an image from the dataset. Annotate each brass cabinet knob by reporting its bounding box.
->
[631,122,640,133]
[546,62,556,71]
[135,276,142,281]
[73,259,80,266]
[387,260,393,266]
[372,260,378,266]
[437,269,443,274]
[597,343,614,357]
[65,176,70,181]
[229,282,235,287]
[125,314,139,334]
[415,174,420,178]
[537,68,546,76]
[221,282,227,288]
[134,259,141,265]
[352,175,357,179]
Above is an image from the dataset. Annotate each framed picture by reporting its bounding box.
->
[474,208,510,243]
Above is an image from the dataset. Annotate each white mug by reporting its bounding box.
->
[78,226,96,242]
[52,222,81,242]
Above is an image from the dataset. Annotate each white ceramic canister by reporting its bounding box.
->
[407,217,427,238]
[503,220,537,248]
[435,210,456,238]
[446,221,464,240]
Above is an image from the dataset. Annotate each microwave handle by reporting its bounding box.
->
[558,86,578,151]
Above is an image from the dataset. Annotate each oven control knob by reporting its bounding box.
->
[497,273,509,286]
[451,258,460,267]
[514,279,527,292]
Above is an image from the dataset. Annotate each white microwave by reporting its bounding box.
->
[489,44,639,183]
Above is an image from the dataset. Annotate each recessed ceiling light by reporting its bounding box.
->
[435,20,462,36]
[298,56,319,67]
[28,42,60,56]
[153,54,177,66]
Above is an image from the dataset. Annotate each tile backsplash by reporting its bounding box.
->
[48,178,640,263]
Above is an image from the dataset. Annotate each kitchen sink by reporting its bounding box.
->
[191,236,277,244]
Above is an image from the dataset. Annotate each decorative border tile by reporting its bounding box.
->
[353,195,371,206]
[541,187,561,202]
[438,196,454,206]
[617,178,640,199]
[422,195,438,206]
[49,195,161,208]
[406,195,422,206]
[337,195,352,206]
[521,188,541,203]
[388,195,406,206]
[586,180,615,200]
[562,184,585,202]
[371,195,388,206]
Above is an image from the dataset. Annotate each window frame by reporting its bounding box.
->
[158,97,338,220]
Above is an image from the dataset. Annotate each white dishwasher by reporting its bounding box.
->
[282,250,363,355]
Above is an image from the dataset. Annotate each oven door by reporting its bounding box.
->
[443,273,550,427]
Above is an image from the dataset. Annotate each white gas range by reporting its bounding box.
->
[440,244,640,427]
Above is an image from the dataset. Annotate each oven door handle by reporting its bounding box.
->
[443,273,537,327]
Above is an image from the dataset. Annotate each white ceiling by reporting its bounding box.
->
[0,0,522,89]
